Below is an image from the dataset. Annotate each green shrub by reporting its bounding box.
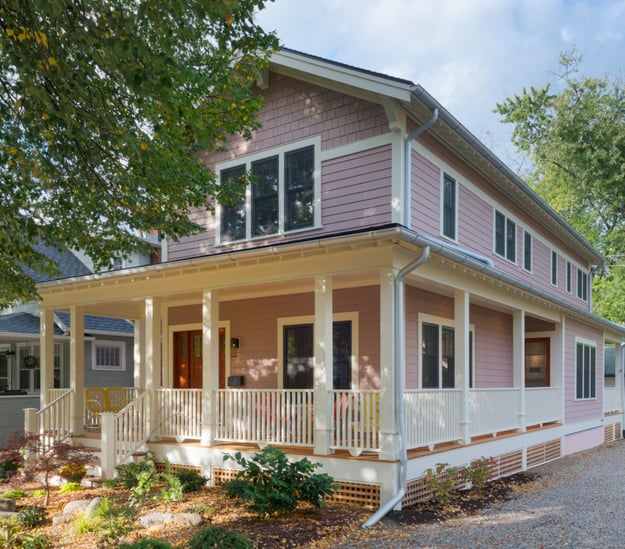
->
[58,463,87,483]
[224,446,337,517]
[158,462,183,503]
[118,539,174,549]
[0,459,21,479]
[16,506,47,529]
[175,468,207,493]
[2,489,27,500]
[187,526,253,549]
[71,497,136,545]
[423,463,460,505]
[462,457,495,491]
[0,521,48,548]
[30,489,46,498]
[114,453,155,489]
[58,482,82,494]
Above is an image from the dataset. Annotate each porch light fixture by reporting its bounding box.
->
[230,337,240,358]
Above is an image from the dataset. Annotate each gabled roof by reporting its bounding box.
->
[269,48,603,267]
[21,241,91,283]
[0,312,64,336]
[55,312,133,335]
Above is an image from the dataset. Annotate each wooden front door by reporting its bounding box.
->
[173,328,227,389]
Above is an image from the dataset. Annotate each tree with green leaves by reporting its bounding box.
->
[495,51,625,323]
[0,1,278,307]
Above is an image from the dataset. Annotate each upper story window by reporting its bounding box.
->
[494,210,516,262]
[218,142,317,244]
[523,231,532,272]
[551,251,558,286]
[575,340,596,400]
[441,173,457,240]
[577,268,589,301]
[566,261,572,293]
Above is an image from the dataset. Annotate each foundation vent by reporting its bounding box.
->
[526,439,561,468]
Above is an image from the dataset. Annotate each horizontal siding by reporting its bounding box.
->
[410,151,439,234]
[471,305,513,388]
[322,146,392,231]
[564,317,603,424]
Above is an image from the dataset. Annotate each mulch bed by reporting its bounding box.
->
[2,471,539,548]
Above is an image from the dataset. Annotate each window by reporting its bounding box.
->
[576,340,596,399]
[0,347,9,391]
[420,319,473,389]
[93,341,126,371]
[218,143,317,243]
[523,231,532,271]
[577,269,588,301]
[551,251,558,286]
[14,343,62,393]
[566,261,572,293]
[495,210,516,262]
[281,319,354,389]
[441,173,457,240]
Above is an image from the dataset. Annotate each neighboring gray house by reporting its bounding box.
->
[0,243,136,443]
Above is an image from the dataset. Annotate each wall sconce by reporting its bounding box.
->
[230,337,240,358]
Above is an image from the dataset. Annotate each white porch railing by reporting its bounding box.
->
[24,389,74,453]
[469,388,519,437]
[330,390,381,455]
[215,389,314,447]
[526,387,561,426]
[83,387,139,429]
[604,387,622,414]
[155,388,202,441]
[101,391,148,478]
[404,389,463,449]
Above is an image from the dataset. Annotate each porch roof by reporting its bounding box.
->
[35,224,625,341]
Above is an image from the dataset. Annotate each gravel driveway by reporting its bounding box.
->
[338,440,625,548]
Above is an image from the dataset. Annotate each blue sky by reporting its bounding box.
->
[256,0,625,172]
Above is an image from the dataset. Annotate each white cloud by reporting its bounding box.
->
[256,0,625,172]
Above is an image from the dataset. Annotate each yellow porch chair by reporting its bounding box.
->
[84,387,107,430]
[105,387,129,412]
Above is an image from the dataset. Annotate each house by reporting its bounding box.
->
[0,243,136,443]
[26,49,625,514]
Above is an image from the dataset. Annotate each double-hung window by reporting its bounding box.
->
[575,340,596,399]
[441,173,457,240]
[494,210,516,262]
[218,142,317,243]
[577,269,588,301]
[421,317,473,389]
[523,231,532,272]
[566,261,572,293]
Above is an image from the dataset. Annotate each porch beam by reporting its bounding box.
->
[313,275,333,455]
[201,289,220,446]
[513,309,526,432]
[69,305,85,436]
[454,290,471,444]
[39,308,55,408]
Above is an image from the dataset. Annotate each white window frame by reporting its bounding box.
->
[277,312,359,390]
[440,172,458,242]
[216,136,321,245]
[418,314,475,389]
[92,340,126,371]
[523,230,532,272]
[575,338,596,400]
[577,268,589,302]
[494,210,516,263]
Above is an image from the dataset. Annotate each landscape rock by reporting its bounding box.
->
[0,498,15,512]
[139,511,203,530]
[62,499,91,516]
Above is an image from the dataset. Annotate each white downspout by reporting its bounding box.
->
[361,246,430,528]
[621,343,625,438]
[403,108,439,228]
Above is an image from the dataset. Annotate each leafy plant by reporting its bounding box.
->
[30,489,46,498]
[58,482,82,494]
[158,460,183,503]
[462,457,495,491]
[114,453,155,489]
[58,463,87,483]
[71,497,136,545]
[187,526,253,549]
[118,540,174,549]
[16,506,47,529]
[0,521,48,548]
[2,489,27,499]
[175,468,207,493]
[423,463,460,505]
[128,468,157,508]
[0,458,21,480]
[224,446,337,517]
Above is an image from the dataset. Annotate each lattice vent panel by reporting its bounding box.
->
[154,462,201,475]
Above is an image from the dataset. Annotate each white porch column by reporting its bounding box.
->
[454,290,471,444]
[133,319,144,390]
[313,275,333,455]
[379,266,399,461]
[201,289,220,446]
[39,308,55,408]
[69,305,85,435]
[144,297,162,440]
[513,309,526,432]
